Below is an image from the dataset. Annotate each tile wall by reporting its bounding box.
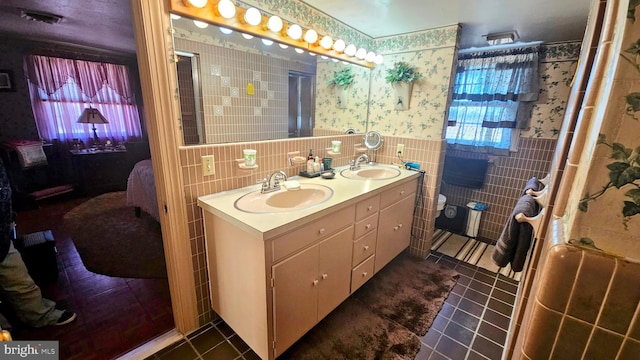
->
[174,36,316,144]
[443,137,556,241]
[522,243,640,359]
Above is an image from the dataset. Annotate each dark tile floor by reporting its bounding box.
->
[4,195,174,360]
[143,251,519,360]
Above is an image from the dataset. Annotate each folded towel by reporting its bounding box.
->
[492,194,539,272]
[523,176,543,194]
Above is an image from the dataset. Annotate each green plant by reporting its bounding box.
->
[385,61,423,85]
[327,67,355,89]
[579,134,640,228]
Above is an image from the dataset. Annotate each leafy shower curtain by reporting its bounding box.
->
[447,45,540,153]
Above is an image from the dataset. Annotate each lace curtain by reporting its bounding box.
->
[23,55,142,144]
[447,45,540,153]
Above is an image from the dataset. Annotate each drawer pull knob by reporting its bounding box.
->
[400,190,405,195]
[365,224,371,229]
[364,245,369,251]
[394,226,399,231]
[367,205,373,211]
[319,228,325,235]
[322,273,328,280]
[362,272,368,277]
[398,223,403,228]
[313,279,319,286]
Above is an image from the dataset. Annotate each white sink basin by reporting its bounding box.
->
[234,184,334,213]
[340,165,402,180]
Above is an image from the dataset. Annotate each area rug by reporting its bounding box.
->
[280,252,459,359]
[63,191,167,278]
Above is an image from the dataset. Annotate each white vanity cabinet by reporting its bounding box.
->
[375,180,417,272]
[199,172,419,360]
[272,225,353,356]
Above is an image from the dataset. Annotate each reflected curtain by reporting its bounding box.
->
[447,45,540,153]
[23,55,142,144]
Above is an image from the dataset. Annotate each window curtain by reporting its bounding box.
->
[23,55,142,144]
[447,45,539,153]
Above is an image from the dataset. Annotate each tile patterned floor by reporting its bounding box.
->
[5,196,174,359]
[143,249,519,360]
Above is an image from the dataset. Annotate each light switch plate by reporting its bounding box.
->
[396,144,405,157]
[202,155,215,176]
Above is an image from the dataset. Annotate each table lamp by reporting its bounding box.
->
[77,107,108,144]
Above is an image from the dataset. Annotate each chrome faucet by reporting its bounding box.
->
[259,170,288,193]
[350,153,370,170]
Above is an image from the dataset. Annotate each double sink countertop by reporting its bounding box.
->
[197,164,420,241]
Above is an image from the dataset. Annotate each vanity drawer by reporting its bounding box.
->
[272,205,355,262]
[351,255,375,292]
[353,212,378,239]
[380,181,416,208]
[352,231,377,266]
[355,195,380,220]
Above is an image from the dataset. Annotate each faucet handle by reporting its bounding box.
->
[257,178,269,190]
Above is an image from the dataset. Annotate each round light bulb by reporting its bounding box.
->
[267,16,283,32]
[309,52,316,56]
[365,51,376,62]
[170,14,181,20]
[279,43,288,49]
[320,55,328,60]
[294,48,304,54]
[345,44,357,56]
[320,36,333,50]
[356,48,367,60]
[219,27,233,35]
[331,58,339,62]
[193,20,209,29]
[261,39,273,46]
[374,54,384,64]
[304,29,318,44]
[187,0,207,8]
[241,33,254,40]
[217,0,236,19]
[244,8,262,26]
[287,24,302,40]
[333,39,346,52]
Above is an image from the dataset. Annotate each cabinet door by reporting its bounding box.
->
[317,226,353,320]
[272,245,319,354]
[375,195,414,272]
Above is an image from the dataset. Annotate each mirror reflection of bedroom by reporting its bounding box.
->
[0,51,173,358]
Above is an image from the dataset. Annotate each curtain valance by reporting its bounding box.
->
[23,55,134,103]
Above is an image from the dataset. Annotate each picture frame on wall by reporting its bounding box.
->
[0,70,15,92]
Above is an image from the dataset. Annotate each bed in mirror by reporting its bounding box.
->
[170,16,372,145]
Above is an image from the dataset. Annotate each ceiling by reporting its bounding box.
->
[0,0,592,54]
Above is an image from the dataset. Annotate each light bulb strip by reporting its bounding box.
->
[172,0,375,68]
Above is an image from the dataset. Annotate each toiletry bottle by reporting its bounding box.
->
[313,156,321,173]
[307,159,315,173]
[307,149,314,160]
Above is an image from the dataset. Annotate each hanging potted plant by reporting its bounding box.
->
[328,67,355,109]
[385,61,423,110]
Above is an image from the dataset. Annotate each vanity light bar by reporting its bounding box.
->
[173,0,376,68]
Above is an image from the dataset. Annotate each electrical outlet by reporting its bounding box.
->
[202,155,215,176]
[396,144,405,157]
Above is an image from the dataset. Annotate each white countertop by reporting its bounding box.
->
[197,164,421,240]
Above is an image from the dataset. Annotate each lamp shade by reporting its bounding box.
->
[77,107,108,124]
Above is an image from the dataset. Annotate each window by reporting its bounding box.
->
[23,55,142,144]
[446,46,539,154]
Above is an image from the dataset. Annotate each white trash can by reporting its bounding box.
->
[466,202,487,238]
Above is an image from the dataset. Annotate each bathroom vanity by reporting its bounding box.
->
[198,165,419,359]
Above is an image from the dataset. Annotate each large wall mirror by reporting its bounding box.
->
[171,16,372,145]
